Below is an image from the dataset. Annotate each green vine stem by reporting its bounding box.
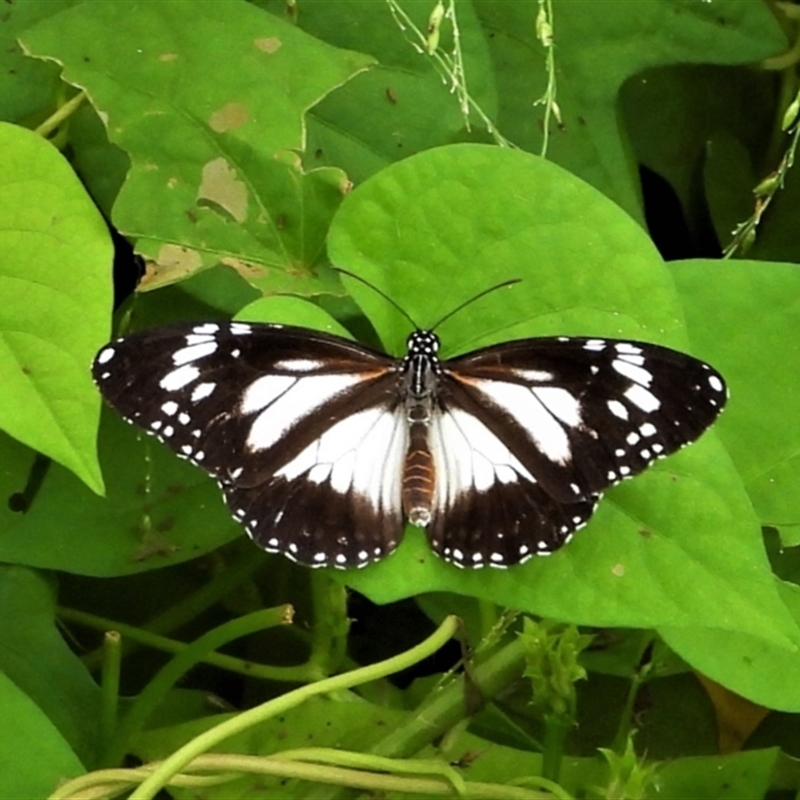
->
[77,546,268,671]
[52,752,558,800]
[101,606,293,767]
[127,615,461,800]
[724,2,800,257]
[59,605,324,684]
[33,89,86,139]
[99,630,122,761]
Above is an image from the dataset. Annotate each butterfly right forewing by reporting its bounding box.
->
[440,336,727,503]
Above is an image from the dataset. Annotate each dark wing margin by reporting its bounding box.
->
[92,321,407,568]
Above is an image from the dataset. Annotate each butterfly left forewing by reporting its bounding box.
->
[93,322,408,568]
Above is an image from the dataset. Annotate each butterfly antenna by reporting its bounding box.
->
[334,268,521,331]
[430,278,521,331]
[333,268,420,329]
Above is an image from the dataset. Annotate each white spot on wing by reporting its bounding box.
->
[612,359,653,386]
[240,375,296,414]
[185,333,215,346]
[532,386,582,427]
[472,380,573,464]
[615,343,643,355]
[161,401,178,416]
[625,384,660,412]
[607,399,628,420]
[172,341,218,365]
[160,364,200,392]
[584,339,606,351]
[429,408,535,517]
[192,382,216,402]
[275,359,325,372]
[194,323,219,334]
[246,374,362,452]
[514,369,554,382]
[97,347,115,364]
[709,374,724,392]
[275,407,406,521]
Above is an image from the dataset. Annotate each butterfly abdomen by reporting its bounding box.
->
[403,419,435,527]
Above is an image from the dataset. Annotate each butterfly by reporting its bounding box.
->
[91,304,727,570]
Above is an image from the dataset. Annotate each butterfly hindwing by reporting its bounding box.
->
[92,322,407,567]
[223,404,408,567]
[425,405,600,567]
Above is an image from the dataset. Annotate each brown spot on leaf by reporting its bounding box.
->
[209,102,249,133]
[198,157,248,223]
[140,245,203,290]
[221,256,266,279]
[156,515,176,532]
[255,36,282,54]
[131,534,180,561]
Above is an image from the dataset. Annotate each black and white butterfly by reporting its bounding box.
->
[92,315,727,569]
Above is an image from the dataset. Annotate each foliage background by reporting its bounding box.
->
[0,1,799,798]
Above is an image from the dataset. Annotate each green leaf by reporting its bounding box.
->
[0,121,110,493]
[661,580,800,711]
[0,414,237,577]
[327,144,793,647]
[0,0,77,125]
[652,747,780,800]
[0,566,100,768]
[21,0,373,294]
[0,669,84,799]
[280,0,787,220]
[671,258,800,542]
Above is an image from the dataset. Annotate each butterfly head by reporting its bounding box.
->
[406,330,440,357]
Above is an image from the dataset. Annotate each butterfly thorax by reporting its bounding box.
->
[400,331,441,528]
[402,330,441,396]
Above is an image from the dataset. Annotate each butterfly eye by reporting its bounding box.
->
[93,322,726,569]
